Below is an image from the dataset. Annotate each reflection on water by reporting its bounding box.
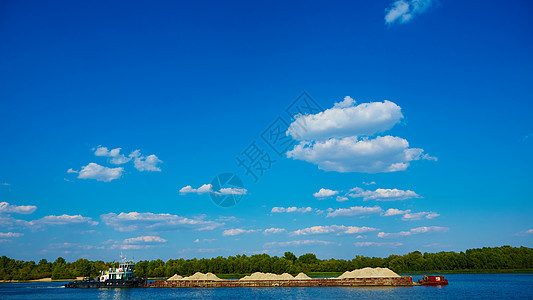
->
[0,274,532,299]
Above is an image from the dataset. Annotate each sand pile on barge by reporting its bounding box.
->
[337,267,400,279]
[167,274,183,281]
[181,272,223,281]
[294,273,312,280]
[240,272,295,280]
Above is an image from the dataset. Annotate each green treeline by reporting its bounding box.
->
[1,245,532,281]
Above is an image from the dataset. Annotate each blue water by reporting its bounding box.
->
[1,274,532,299]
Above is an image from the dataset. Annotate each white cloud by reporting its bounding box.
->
[288,136,434,173]
[336,196,349,202]
[215,187,247,195]
[326,206,382,218]
[290,225,378,236]
[50,242,104,250]
[354,242,403,247]
[285,97,435,174]
[179,184,247,196]
[271,207,313,213]
[77,163,123,182]
[383,208,411,216]
[179,184,213,195]
[94,146,131,165]
[101,212,222,232]
[0,183,11,186]
[30,214,99,227]
[264,228,286,235]
[222,228,258,236]
[515,229,533,236]
[287,100,403,141]
[216,216,239,222]
[333,96,356,109]
[194,238,217,243]
[424,243,451,248]
[313,188,339,199]
[401,211,439,221]
[378,226,449,238]
[123,236,167,244]
[348,187,421,201]
[385,0,435,25]
[363,181,376,185]
[67,168,78,174]
[0,232,23,238]
[264,240,335,248]
[0,202,37,214]
[130,150,163,172]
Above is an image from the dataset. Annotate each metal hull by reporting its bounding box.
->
[65,278,146,288]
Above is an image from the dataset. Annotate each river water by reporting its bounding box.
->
[1,273,532,299]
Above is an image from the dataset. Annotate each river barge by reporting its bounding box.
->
[418,275,448,286]
[147,276,414,288]
[65,255,146,288]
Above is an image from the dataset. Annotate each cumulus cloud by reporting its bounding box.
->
[216,216,239,222]
[271,207,313,213]
[291,225,378,236]
[401,211,439,221]
[130,150,163,172]
[101,212,222,232]
[313,188,339,199]
[348,187,421,201]
[215,188,247,196]
[378,226,449,238]
[515,229,533,236]
[287,100,403,141]
[354,242,403,247]
[123,235,167,244]
[0,232,23,238]
[49,242,104,250]
[179,184,213,195]
[77,163,124,182]
[363,181,376,185]
[30,214,99,227]
[288,136,433,173]
[264,240,335,248]
[336,196,349,202]
[0,213,97,231]
[194,238,217,243]
[326,206,382,218]
[385,0,435,25]
[285,96,435,173]
[179,184,247,196]
[263,228,286,235]
[0,202,37,214]
[383,208,411,216]
[94,146,131,165]
[222,228,258,236]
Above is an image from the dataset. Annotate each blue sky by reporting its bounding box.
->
[0,0,532,262]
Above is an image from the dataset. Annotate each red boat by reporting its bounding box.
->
[418,275,448,285]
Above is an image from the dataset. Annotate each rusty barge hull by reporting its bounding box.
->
[147,277,414,288]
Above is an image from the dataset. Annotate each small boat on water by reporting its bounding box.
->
[418,275,448,286]
[65,254,146,288]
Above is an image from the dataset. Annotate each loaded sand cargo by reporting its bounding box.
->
[149,267,415,288]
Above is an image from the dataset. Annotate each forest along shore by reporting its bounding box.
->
[0,277,84,283]
[0,246,531,281]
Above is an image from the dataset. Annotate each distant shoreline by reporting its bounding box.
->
[402,269,533,274]
[0,276,84,283]
[2,270,532,283]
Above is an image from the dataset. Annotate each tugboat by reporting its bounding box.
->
[418,275,448,286]
[65,254,146,288]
